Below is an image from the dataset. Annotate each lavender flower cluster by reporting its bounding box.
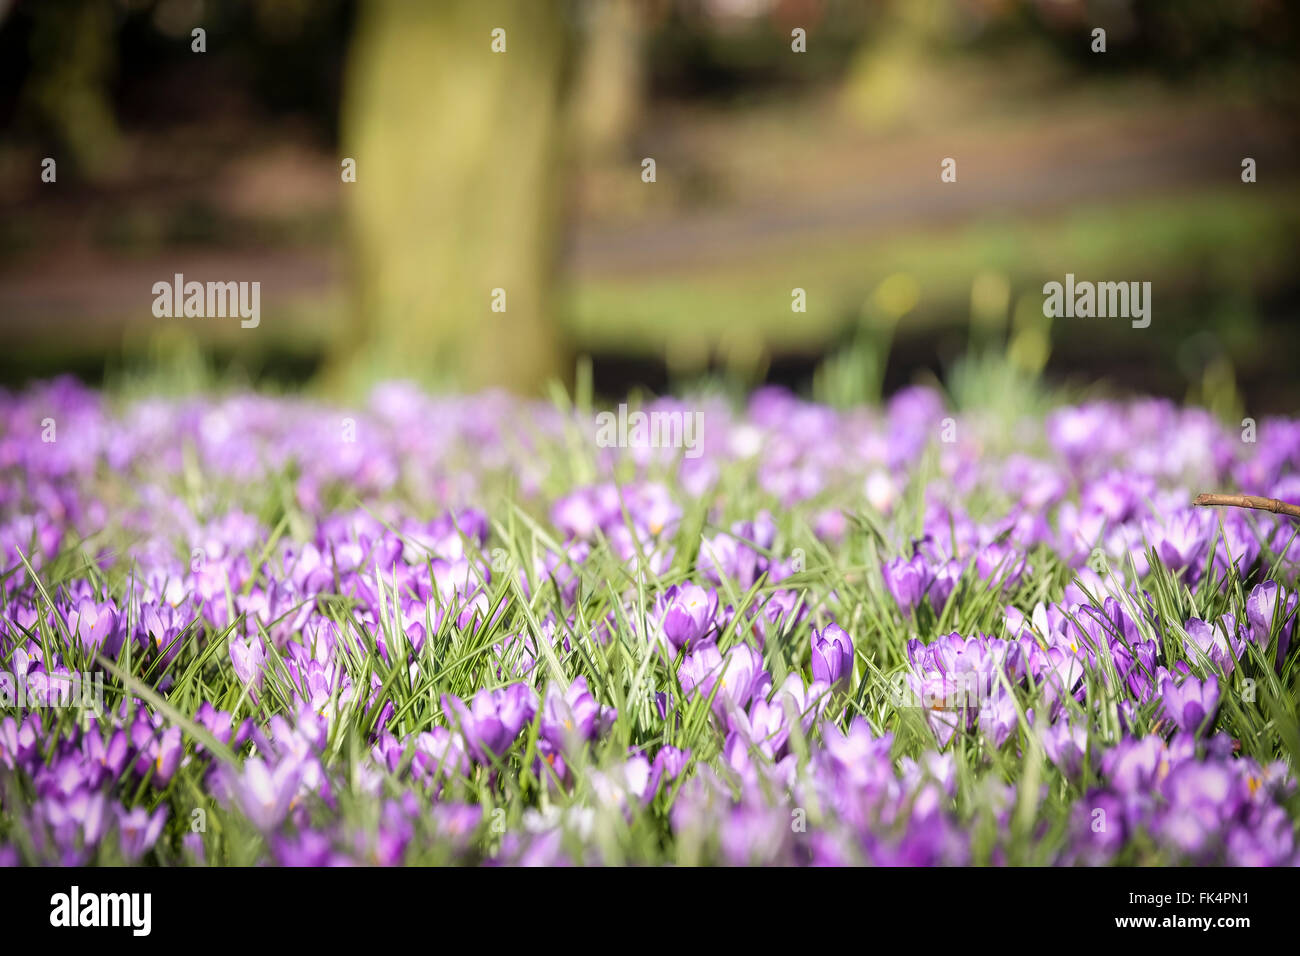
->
[1,377,1298,866]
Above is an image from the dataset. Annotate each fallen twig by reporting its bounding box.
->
[1193,492,1300,521]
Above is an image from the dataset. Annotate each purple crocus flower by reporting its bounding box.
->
[231,757,303,832]
[1100,735,1171,795]
[678,643,763,718]
[930,561,965,614]
[645,746,690,801]
[440,684,538,764]
[1183,616,1243,675]
[1246,581,1297,668]
[718,805,792,865]
[412,726,470,785]
[727,695,792,760]
[657,583,718,652]
[83,727,131,779]
[1159,672,1219,736]
[881,554,930,616]
[133,724,183,785]
[433,803,484,845]
[550,489,603,540]
[140,602,184,667]
[1157,761,1241,856]
[539,677,612,754]
[66,598,123,657]
[1162,760,1242,816]
[1038,716,1086,777]
[1073,787,1127,862]
[115,804,167,862]
[810,623,853,692]
[1038,646,1085,716]
[47,788,108,850]
[1149,509,1211,583]
[229,635,266,692]
[194,701,252,752]
[773,671,827,734]
[978,684,1019,748]
[273,830,344,867]
[182,832,205,864]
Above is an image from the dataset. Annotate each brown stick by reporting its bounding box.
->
[1193,493,1300,521]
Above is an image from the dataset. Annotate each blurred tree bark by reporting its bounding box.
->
[570,0,644,160]
[335,0,572,394]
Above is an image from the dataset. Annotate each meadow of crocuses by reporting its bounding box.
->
[2,375,1298,866]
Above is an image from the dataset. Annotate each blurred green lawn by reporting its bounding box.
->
[568,184,1299,354]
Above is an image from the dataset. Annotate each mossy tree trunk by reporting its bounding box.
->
[337,0,571,394]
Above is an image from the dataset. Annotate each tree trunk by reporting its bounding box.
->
[570,0,643,160]
[335,0,571,394]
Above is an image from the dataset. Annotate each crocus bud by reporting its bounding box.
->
[811,623,853,692]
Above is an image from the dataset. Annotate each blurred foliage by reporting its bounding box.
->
[0,0,353,174]
[4,0,1295,179]
[0,0,1297,403]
